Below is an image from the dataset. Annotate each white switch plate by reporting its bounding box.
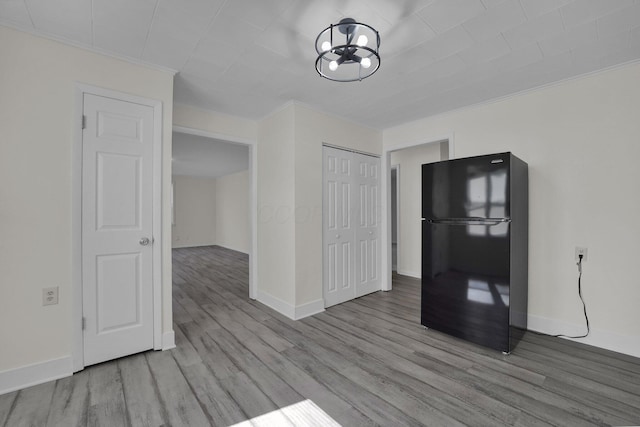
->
[43,287,59,306]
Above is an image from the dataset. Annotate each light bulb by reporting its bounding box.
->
[356,35,368,46]
[321,41,331,51]
[329,60,338,71]
[361,57,371,69]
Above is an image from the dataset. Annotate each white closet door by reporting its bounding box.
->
[323,146,356,307]
[355,155,381,297]
[323,146,381,308]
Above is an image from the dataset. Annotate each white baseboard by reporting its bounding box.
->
[171,242,217,249]
[215,243,249,255]
[0,356,73,396]
[294,299,325,320]
[257,290,296,319]
[257,291,325,320]
[162,330,176,350]
[397,269,421,279]
[527,313,640,359]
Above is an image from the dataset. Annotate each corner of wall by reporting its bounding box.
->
[256,290,325,321]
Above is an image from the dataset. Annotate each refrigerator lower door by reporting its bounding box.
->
[421,221,511,352]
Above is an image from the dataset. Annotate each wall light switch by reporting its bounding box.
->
[43,287,59,306]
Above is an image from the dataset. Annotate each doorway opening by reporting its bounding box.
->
[171,127,257,300]
[381,137,453,291]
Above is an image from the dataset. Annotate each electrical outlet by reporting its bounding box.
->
[575,247,588,261]
[43,287,59,306]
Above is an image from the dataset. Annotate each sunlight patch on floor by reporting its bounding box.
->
[228,399,341,427]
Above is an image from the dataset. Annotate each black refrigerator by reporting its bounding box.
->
[421,152,528,353]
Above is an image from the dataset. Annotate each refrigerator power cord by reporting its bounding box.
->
[532,254,590,339]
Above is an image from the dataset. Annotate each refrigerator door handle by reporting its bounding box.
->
[427,218,511,226]
[484,218,512,226]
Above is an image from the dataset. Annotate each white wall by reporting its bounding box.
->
[257,105,297,306]
[293,104,383,307]
[173,103,257,142]
[172,172,249,252]
[172,176,217,248]
[0,27,174,376]
[216,170,250,254]
[384,62,640,357]
[390,143,443,278]
[254,103,383,317]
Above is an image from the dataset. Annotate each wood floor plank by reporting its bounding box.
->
[219,371,281,420]
[171,294,195,326]
[386,322,549,386]
[180,320,242,381]
[199,302,374,425]
[201,289,295,352]
[4,382,55,427]
[202,320,304,409]
[511,348,640,413]
[518,338,640,387]
[171,323,203,368]
[145,350,210,426]
[180,362,247,426]
[45,370,89,427]
[309,315,559,426]
[118,353,167,427]
[200,306,282,351]
[282,345,425,426]
[0,390,17,426]
[522,330,640,371]
[264,315,496,426]
[301,315,526,426]
[87,361,128,427]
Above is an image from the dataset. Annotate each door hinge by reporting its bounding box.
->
[81,115,86,129]
[82,317,86,330]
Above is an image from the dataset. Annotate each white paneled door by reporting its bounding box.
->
[323,147,356,307]
[82,94,155,366]
[355,154,381,298]
[323,146,381,308]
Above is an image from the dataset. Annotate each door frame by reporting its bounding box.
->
[380,134,455,292]
[72,84,163,372]
[172,125,258,301]
[390,164,400,272]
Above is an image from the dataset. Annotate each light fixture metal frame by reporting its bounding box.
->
[315,18,381,82]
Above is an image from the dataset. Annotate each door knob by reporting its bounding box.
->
[336,234,340,239]
[139,237,151,246]
[369,231,373,235]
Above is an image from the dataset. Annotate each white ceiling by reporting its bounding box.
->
[172,132,248,178]
[2,0,640,129]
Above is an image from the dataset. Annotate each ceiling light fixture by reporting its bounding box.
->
[315,18,380,82]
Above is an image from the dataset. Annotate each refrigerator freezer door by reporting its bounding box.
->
[422,153,511,220]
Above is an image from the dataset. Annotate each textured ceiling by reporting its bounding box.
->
[1,0,640,129]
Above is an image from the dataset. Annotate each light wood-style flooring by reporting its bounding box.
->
[1,245,639,426]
